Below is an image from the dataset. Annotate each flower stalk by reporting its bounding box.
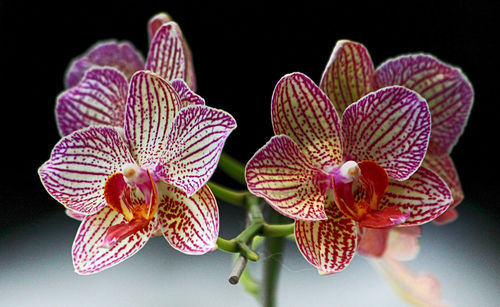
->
[207,181,248,207]
[218,152,247,185]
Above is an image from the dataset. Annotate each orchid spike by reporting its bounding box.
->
[40,71,236,274]
[246,73,452,274]
[320,40,473,222]
[58,13,198,137]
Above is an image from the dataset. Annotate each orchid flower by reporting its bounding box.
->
[359,226,449,307]
[245,72,452,274]
[320,40,473,224]
[39,70,236,274]
[57,12,200,137]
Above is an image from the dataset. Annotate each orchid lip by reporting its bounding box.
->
[103,165,159,248]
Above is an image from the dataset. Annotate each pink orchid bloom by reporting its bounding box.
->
[57,13,200,137]
[39,70,236,274]
[320,40,473,224]
[246,72,452,274]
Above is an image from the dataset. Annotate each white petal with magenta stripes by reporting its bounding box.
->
[423,154,463,209]
[154,105,236,196]
[272,72,343,169]
[158,184,219,254]
[295,204,358,274]
[171,79,205,107]
[125,70,182,165]
[148,12,173,42]
[146,22,186,83]
[57,67,129,136]
[381,166,452,226]
[376,54,473,155]
[246,135,327,221]
[65,41,144,88]
[72,207,156,275]
[342,86,431,181]
[39,126,135,215]
[147,15,196,90]
[320,40,377,116]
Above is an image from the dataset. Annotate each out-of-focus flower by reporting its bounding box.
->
[246,72,452,274]
[364,227,449,307]
[39,71,236,274]
[320,40,473,223]
[57,13,201,137]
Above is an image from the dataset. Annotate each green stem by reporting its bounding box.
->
[207,181,248,207]
[218,152,246,185]
[262,223,294,237]
[246,194,264,222]
[261,211,286,307]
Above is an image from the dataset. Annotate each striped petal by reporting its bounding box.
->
[171,79,205,107]
[376,54,473,155]
[342,86,431,181]
[381,166,453,226]
[158,184,218,254]
[423,154,463,209]
[148,14,196,90]
[146,23,186,83]
[65,209,86,221]
[433,208,459,225]
[56,67,128,136]
[39,126,135,215]
[125,70,182,166]
[72,207,156,274]
[148,12,173,42]
[246,135,327,221]
[65,41,144,88]
[319,40,377,116]
[295,204,358,274]
[272,73,343,169]
[154,105,236,196]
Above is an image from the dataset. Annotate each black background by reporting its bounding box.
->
[1,1,498,231]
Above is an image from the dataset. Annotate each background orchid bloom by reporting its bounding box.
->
[57,13,200,137]
[361,227,450,307]
[246,72,452,274]
[320,40,474,224]
[39,70,236,274]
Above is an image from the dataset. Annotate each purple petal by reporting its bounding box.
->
[171,79,205,107]
[295,204,358,274]
[381,166,453,226]
[342,86,431,181]
[72,207,155,274]
[320,40,377,116]
[39,126,135,215]
[125,70,182,166]
[154,105,236,196]
[146,23,186,83]
[376,54,473,155]
[246,135,327,221]
[65,41,144,88]
[57,67,129,136]
[158,184,219,254]
[272,73,343,169]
